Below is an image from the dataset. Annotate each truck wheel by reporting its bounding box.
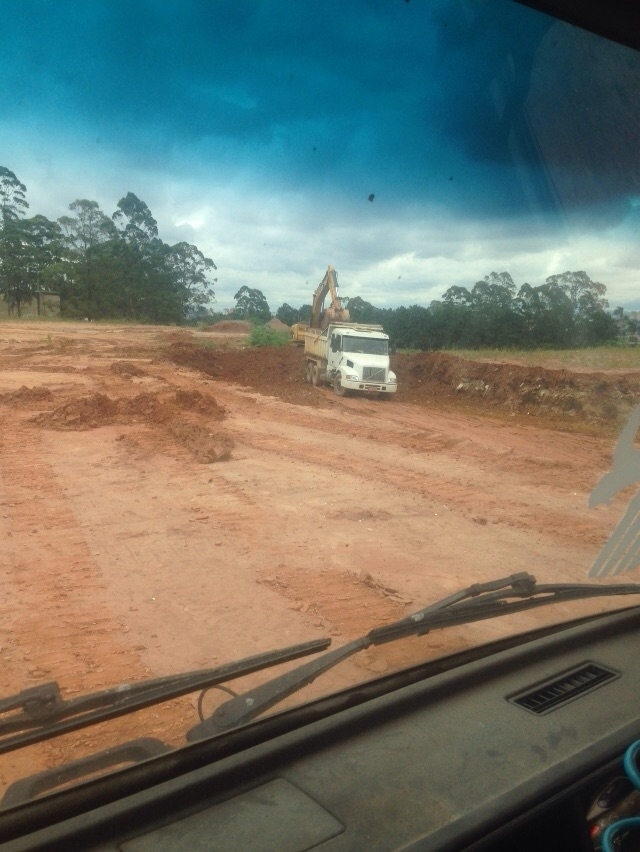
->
[306,362,313,383]
[333,374,348,397]
[312,364,321,386]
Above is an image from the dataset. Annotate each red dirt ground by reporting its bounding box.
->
[0,321,638,799]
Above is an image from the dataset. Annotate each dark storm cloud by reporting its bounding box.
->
[1,0,638,222]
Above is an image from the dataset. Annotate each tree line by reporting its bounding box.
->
[0,166,630,348]
[0,167,217,322]
[276,270,630,350]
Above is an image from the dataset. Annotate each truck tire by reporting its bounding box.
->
[333,374,348,397]
[312,364,321,386]
[306,362,313,384]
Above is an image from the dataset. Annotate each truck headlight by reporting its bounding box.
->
[346,373,358,381]
[388,371,397,384]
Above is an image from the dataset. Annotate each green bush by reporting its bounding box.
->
[249,325,291,347]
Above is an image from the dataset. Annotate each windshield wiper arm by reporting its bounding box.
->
[0,638,330,756]
[187,573,640,739]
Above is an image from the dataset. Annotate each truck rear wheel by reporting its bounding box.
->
[306,362,313,383]
[312,364,321,386]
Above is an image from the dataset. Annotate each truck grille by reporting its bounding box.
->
[363,367,386,382]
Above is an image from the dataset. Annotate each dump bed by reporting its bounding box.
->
[303,327,329,360]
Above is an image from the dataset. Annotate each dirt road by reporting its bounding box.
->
[0,321,635,794]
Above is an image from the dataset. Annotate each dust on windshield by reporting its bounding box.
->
[1,0,640,811]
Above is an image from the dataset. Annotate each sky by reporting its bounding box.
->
[1,0,639,313]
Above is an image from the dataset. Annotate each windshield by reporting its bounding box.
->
[1,0,640,811]
[342,337,388,356]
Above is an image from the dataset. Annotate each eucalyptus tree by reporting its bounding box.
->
[111,193,172,321]
[0,167,30,313]
[233,286,271,323]
[169,242,217,317]
[57,199,118,316]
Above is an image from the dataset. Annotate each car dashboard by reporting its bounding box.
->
[3,605,640,850]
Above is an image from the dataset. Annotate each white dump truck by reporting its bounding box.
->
[304,321,397,396]
[301,266,396,396]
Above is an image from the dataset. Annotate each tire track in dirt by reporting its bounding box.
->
[0,411,193,798]
[229,413,612,553]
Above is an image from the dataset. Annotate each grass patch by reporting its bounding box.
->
[249,325,291,347]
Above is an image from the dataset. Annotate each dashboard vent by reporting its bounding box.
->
[509,662,619,715]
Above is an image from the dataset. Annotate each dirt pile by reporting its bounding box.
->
[111,361,147,378]
[167,342,640,430]
[166,421,233,463]
[0,385,54,406]
[31,389,232,462]
[203,320,252,333]
[31,393,119,429]
[393,352,640,427]
[167,342,325,407]
[267,318,290,332]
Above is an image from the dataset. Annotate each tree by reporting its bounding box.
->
[297,304,312,324]
[111,193,176,322]
[0,167,30,314]
[0,167,28,224]
[515,282,574,347]
[345,296,381,324]
[169,242,217,316]
[545,270,613,345]
[233,286,271,322]
[112,192,158,244]
[276,303,300,326]
[59,199,118,253]
[469,271,521,346]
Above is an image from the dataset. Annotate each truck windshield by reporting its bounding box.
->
[342,337,388,356]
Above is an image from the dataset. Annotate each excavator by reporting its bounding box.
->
[291,265,350,343]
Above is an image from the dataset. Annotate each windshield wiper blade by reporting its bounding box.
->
[187,573,640,740]
[0,638,330,756]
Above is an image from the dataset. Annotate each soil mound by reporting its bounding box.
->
[166,422,233,463]
[167,343,222,378]
[33,393,118,430]
[120,392,171,423]
[166,342,325,407]
[393,352,640,427]
[267,318,290,332]
[31,388,233,462]
[173,389,225,418]
[204,320,252,333]
[0,386,54,406]
[168,341,640,429]
[111,361,146,378]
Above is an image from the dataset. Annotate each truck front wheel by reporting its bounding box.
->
[333,374,348,397]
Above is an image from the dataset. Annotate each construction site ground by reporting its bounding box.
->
[1,320,639,794]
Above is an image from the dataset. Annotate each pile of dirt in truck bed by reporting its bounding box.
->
[165,341,640,430]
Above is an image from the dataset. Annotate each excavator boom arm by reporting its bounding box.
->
[310,265,350,330]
